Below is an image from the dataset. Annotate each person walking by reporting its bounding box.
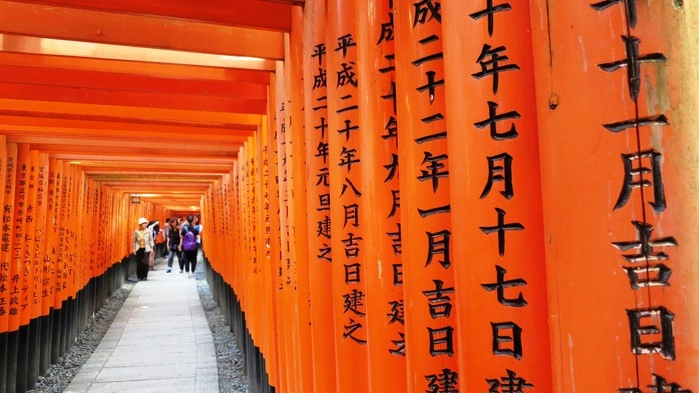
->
[147,220,160,270]
[192,216,202,244]
[162,217,171,257]
[192,215,203,257]
[132,217,155,281]
[180,215,199,278]
[166,218,182,273]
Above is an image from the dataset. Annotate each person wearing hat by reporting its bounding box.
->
[133,217,155,281]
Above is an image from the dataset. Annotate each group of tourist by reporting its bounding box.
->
[132,215,202,281]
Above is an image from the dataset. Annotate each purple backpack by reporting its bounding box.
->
[182,228,197,251]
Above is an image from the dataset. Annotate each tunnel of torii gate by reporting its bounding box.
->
[0,1,697,393]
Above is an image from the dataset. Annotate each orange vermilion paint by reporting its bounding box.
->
[29,151,47,322]
[442,1,554,391]
[0,137,7,334]
[356,0,407,392]
[326,0,370,392]
[50,159,64,311]
[529,0,697,391]
[393,3,458,392]
[14,144,31,329]
[302,0,338,391]
[263,96,281,390]
[273,60,295,393]
[44,159,59,318]
[288,6,315,391]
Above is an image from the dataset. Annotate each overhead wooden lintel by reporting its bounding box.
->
[19,0,293,31]
[26,144,241,158]
[0,52,273,83]
[0,115,257,136]
[0,98,265,126]
[0,64,269,99]
[0,81,268,114]
[0,1,285,59]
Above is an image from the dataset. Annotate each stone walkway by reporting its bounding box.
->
[65,251,218,393]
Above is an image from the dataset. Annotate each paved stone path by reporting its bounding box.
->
[65,253,218,393]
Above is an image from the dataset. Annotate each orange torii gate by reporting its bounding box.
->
[0,140,166,393]
[203,1,696,393]
[0,1,694,393]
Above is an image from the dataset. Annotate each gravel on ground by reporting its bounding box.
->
[197,277,248,393]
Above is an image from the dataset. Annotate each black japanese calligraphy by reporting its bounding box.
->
[474,101,520,141]
[425,229,451,269]
[343,318,367,344]
[413,0,442,27]
[598,35,665,101]
[627,307,675,360]
[487,369,534,393]
[481,153,514,200]
[612,220,677,289]
[422,279,454,318]
[472,44,520,94]
[479,208,524,257]
[469,0,512,37]
[343,289,366,316]
[427,326,454,356]
[491,321,523,359]
[615,150,666,213]
[619,373,692,393]
[481,265,528,307]
[425,368,458,393]
[345,263,361,284]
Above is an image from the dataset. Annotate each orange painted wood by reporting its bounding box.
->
[254,131,267,375]
[441,2,554,391]
[0,65,268,100]
[58,161,72,305]
[11,136,238,155]
[287,6,315,392]
[1,123,249,146]
[393,3,458,392]
[0,115,254,141]
[238,145,250,311]
[243,134,264,361]
[301,0,338,391]
[20,0,293,31]
[37,153,53,319]
[252,120,276,388]
[3,143,18,325]
[262,109,281,389]
[0,1,285,59]
[0,81,267,114]
[11,144,32,327]
[75,169,86,291]
[273,60,295,393]
[228,162,240,299]
[0,136,8,333]
[0,98,263,128]
[85,180,100,281]
[325,1,369,392]
[529,1,697,391]
[253,128,272,388]
[49,159,63,310]
[355,0,407,392]
[64,162,79,302]
[28,151,47,321]
[242,141,256,373]
[0,51,272,84]
[84,179,96,285]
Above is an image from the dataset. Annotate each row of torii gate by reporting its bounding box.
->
[204,1,697,393]
[1,0,697,393]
